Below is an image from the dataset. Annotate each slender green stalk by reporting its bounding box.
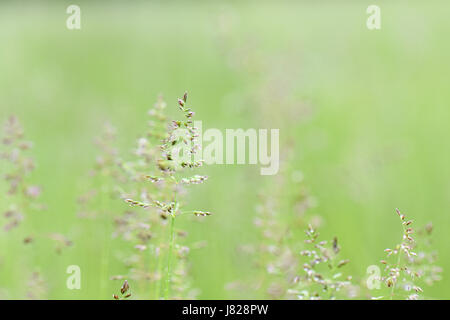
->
[164,213,176,299]
[155,243,164,299]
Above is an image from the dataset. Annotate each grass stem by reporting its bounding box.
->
[164,213,176,299]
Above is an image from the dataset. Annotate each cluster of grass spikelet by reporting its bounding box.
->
[242,153,441,300]
[77,92,211,299]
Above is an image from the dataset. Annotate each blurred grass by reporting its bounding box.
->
[0,0,449,299]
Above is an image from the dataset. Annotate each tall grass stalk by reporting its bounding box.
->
[165,213,175,299]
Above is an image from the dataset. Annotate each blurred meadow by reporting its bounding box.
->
[1,0,450,299]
